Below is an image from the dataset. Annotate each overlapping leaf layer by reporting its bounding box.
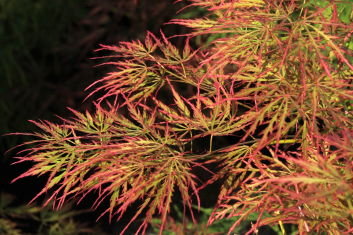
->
[11,0,353,234]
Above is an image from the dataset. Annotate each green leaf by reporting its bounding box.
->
[338,2,353,23]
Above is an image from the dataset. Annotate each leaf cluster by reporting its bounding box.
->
[9,0,353,234]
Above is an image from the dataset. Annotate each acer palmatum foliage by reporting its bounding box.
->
[11,0,353,234]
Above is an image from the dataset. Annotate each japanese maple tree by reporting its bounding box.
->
[10,0,353,234]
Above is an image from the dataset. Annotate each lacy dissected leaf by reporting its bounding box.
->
[86,32,204,105]
[11,104,201,234]
[210,131,353,234]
